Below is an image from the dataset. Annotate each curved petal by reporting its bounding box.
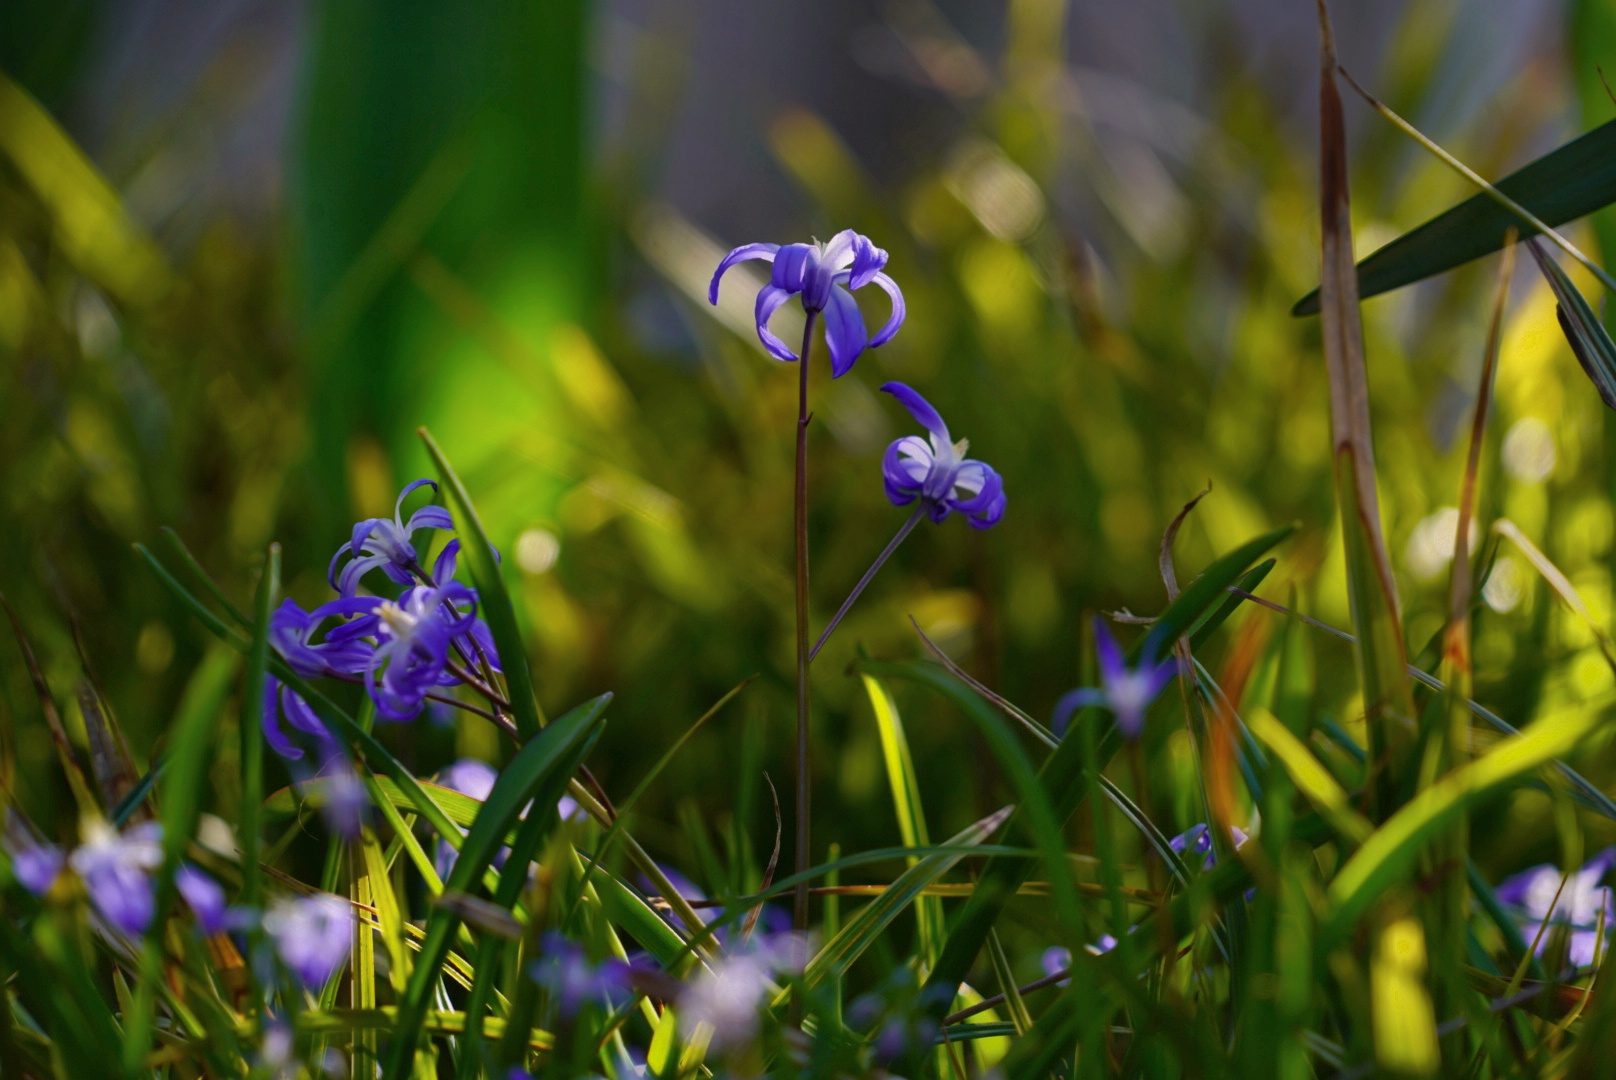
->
[432,538,462,584]
[822,285,868,378]
[846,235,889,290]
[708,242,778,305]
[1052,688,1106,737]
[754,286,800,362]
[867,271,906,348]
[262,680,304,761]
[882,382,949,441]
[882,440,925,505]
[336,554,388,598]
[951,462,1003,515]
[966,487,1007,530]
[405,505,454,535]
[393,479,438,526]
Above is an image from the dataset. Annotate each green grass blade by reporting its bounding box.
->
[1327,699,1611,937]
[1526,239,1616,410]
[860,673,943,969]
[420,426,545,739]
[242,544,278,910]
[798,805,1012,992]
[382,693,607,1079]
[1292,119,1616,315]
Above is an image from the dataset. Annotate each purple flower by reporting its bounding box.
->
[176,865,229,935]
[880,383,1005,529]
[709,229,905,377]
[1169,823,1251,872]
[69,820,163,936]
[678,933,807,1052]
[1052,619,1176,740]
[365,583,478,721]
[265,893,354,990]
[264,596,380,760]
[529,932,632,1018]
[432,759,581,881]
[5,820,64,896]
[300,751,368,841]
[1497,848,1616,969]
[328,479,455,597]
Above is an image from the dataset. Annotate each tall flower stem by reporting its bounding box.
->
[809,505,926,662]
[793,311,818,935]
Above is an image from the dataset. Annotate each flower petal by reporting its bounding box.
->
[177,865,228,935]
[708,242,779,304]
[882,440,925,505]
[867,271,906,348]
[820,229,859,270]
[822,285,868,378]
[754,286,800,362]
[881,382,949,441]
[404,505,454,535]
[1052,688,1106,737]
[847,235,889,290]
[393,479,438,526]
[1092,618,1128,690]
[966,487,1007,530]
[433,538,462,584]
[768,243,814,296]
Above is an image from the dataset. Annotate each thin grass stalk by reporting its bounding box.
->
[792,312,818,938]
[1314,0,1416,820]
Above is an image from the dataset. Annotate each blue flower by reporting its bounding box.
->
[1053,619,1176,740]
[1496,848,1616,969]
[328,479,455,597]
[5,818,64,897]
[529,931,632,1018]
[709,229,905,377]
[366,583,479,721]
[880,383,1005,529]
[176,864,229,935]
[265,893,354,990]
[1169,823,1250,871]
[264,595,379,760]
[70,820,164,936]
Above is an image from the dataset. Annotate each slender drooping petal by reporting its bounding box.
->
[328,480,455,597]
[266,893,354,990]
[709,231,903,376]
[366,583,478,721]
[879,383,1006,528]
[71,820,164,936]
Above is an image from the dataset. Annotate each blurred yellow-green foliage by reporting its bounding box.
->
[2,0,1615,884]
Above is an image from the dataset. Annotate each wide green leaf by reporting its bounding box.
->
[1294,118,1616,315]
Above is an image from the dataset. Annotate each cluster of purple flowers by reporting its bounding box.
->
[257,481,508,837]
[710,230,1005,533]
[1496,848,1616,970]
[5,814,351,991]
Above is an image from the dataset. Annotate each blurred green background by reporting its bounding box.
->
[2,0,1615,892]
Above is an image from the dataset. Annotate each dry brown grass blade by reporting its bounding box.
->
[75,681,140,814]
[742,773,783,942]
[1315,0,1414,808]
[1,594,98,813]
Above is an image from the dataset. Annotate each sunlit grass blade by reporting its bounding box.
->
[420,426,545,739]
[860,673,943,969]
[1247,707,1372,844]
[382,693,607,1079]
[1326,698,1611,937]
[798,805,1011,993]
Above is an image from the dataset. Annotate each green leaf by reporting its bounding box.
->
[382,693,607,1079]
[242,544,279,909]
[420,426,545,739]
[1293,117,1616,316]
[1526,239,1616,411]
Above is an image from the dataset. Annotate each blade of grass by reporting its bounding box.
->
[381,694,607,1079]
[420,427,545,739]
[860,673,944,970]
[1313,0,1415,822]
[242,544,278,911]
[1525,238,1616,411]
